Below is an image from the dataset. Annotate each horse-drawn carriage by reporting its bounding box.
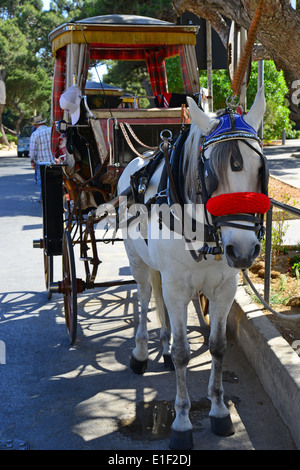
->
[34,14,201,344]
[34,13,271,450]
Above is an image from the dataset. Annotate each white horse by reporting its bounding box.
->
[117,87,267,449]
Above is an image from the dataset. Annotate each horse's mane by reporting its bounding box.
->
[183,121,243,204]
[183,122,203,204]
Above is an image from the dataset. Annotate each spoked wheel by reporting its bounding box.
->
[62,230,77,345]
[44,251,53,300]
[62,179,77,231]
[81,216,101,285]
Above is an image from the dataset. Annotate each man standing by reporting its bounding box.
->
[29,115,53,202]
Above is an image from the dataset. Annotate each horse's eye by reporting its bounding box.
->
[230,154,243,172]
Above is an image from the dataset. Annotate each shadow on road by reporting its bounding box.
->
[0,285,210,450]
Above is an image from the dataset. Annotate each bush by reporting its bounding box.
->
[263,101,293,141]
[7,134,17,144]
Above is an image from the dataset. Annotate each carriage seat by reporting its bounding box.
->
[154,93,187,108]
[91,107,184,120]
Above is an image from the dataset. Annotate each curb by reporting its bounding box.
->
[228,286,300,449]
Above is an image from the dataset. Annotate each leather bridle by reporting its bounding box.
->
[196,109,270,259]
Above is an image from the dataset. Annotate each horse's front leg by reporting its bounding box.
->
[163,286,193,450]
[126,250,152,375]
[208,297,235,436]
[130,276,152,374]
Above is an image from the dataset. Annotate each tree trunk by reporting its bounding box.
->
[0,72,9,146]
[173,0,300,125]
[3,125,18,137]
[0,103,9,146]
[15,110,24,135]
[173,0,300,82]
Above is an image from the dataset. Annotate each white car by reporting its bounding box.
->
[17,125,32,158]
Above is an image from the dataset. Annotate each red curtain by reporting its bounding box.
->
[145,49,168,95]
[51,49,66,158]
[91,45,180,96]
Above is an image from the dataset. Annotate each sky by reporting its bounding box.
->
[42,0,50,10]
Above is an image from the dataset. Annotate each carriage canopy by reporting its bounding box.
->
[50,15,199,119]
[49,14,201,163]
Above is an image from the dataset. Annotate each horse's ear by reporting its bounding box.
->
[187,97,217,135]
[243,86,266,132]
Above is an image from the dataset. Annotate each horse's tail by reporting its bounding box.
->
[148,268,168,330]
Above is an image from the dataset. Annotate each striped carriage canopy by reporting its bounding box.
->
[49,14,200,156]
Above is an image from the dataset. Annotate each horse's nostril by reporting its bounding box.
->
[253,243,261,259]
[225,245,235,260]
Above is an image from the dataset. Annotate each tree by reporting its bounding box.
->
[197,61,293,140]
[6,67,52,134]
[0,0,67,142]
[81,0,179,106]
[81,0,177,22]
[0,17,28,143]
[172,0,300,128]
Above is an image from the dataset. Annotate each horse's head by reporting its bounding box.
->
[187,88,270,269]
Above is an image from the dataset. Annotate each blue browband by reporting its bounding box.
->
[203,113,261,149]
[206,113,257,140]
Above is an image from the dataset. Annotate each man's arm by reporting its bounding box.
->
[29,133,37,167]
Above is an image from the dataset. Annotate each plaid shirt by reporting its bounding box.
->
[29,125,53,163]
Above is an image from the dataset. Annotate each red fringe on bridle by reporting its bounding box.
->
[206,192,270,217]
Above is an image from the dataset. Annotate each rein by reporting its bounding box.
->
[160,132,223,262]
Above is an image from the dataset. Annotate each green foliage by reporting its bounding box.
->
[263,101,292,141]
[0,18,28,69]
[288,255,300,279]
[289,262,300,279]
[198,61,295,141]
[82,0,173,20]
[260,194,293,267]
[101,61,150,107]
[0,0,68,131]
[248,61,292,141]
[6,66,52,122]
[165,56,184,94]
[198,69,231,110]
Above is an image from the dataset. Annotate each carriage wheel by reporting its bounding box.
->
[62,230,77,345]
[199,293,210,327]
[44,251,53,300]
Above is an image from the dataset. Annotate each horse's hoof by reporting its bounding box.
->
[169,429,193,450]
[163,354,175,370]
[130,354,148,374]
[210,415,234,436]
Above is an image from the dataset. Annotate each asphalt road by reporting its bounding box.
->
[0,149,297,452]
[264,139,300,190]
